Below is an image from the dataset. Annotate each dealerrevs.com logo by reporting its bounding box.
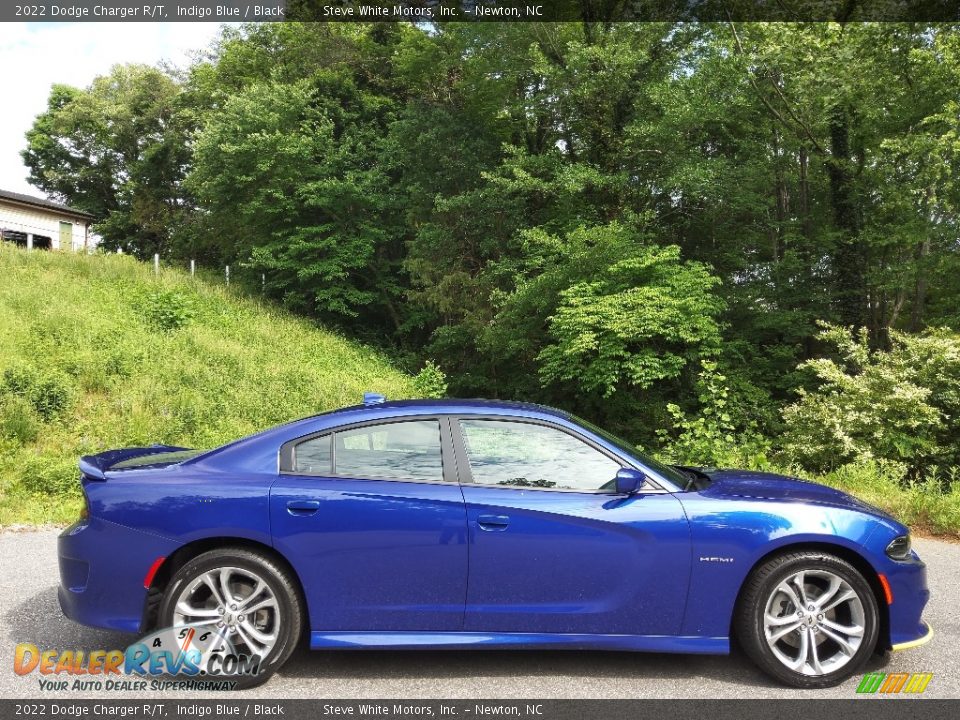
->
[13,624,261,691]
[856,672,933,694]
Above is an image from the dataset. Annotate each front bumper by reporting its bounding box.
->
[882,550,931,651]
[58,517,178,634]
[892,622,934,652]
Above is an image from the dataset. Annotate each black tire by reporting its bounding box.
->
[735,551,879,689]
[159,547,303,687]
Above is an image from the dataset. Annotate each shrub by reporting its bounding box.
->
[17,454,80,497]
[1,366,34,396]
[782,324,960,475]
[0,396,40,444]
[30,375,74,420]
[1,366,73,421]
[412,361,448,399]
[137,289,196,331]
[657,360,771,468]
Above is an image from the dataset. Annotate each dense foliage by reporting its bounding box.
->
[18,23,960,522]
[783,325,960,475]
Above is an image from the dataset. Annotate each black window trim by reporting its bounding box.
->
[449,415,667,495]
[280,415,459,486]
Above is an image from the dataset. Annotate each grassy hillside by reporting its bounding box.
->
[0,246,416,526]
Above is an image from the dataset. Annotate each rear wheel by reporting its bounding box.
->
[736,551,879,688]
[159,548,302,685]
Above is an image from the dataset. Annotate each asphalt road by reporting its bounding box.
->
[0,531,956,699]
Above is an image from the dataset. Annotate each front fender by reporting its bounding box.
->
[677,495,884,638]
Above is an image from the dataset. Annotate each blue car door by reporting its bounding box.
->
[270,417,468,632]
[454,417,691,636]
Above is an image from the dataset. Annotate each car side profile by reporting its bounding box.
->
[58,396,932,688]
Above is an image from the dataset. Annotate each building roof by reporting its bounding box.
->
[0,188,94,221]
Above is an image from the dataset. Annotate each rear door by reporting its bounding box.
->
[270,417,468,632]
[454,417,691,636]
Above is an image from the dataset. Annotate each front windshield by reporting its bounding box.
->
[573,416,689,490]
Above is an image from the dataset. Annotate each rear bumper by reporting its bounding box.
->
[58,517,178,634]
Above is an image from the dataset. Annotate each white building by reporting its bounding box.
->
[0,188,95,251]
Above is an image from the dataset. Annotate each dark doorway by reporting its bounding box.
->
[1,229,52,249]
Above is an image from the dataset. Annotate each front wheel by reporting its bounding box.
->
[158,548,303,685]
[736,551,879,688]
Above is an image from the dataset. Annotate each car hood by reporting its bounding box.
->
[693,469,895,520]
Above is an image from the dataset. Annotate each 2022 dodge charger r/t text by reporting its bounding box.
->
[58,396,932,688]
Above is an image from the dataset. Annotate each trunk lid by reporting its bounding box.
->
[78,445,194,480]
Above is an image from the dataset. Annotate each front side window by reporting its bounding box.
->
[334,420,443,482]
[459,419,621,491]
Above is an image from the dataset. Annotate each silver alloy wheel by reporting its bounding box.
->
[172,565,280,659]
[763,569,866,676]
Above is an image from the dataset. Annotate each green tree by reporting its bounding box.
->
[22,64,191,257]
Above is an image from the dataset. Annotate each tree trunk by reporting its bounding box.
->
[826,105,866,329]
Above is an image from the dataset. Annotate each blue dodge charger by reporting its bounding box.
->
[58,396,931,687]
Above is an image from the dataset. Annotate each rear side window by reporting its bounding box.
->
[292,420,444,482]
[335,420,442,482]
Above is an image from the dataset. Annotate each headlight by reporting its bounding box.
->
[885,534,912,560]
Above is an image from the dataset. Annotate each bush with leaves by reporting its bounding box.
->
[1,366,73,421]
[658,361,771,469]
[137,289,196,331]
[783,325,960,475]
[412,361,448,399]
[0,396,40,444]
[18,454,80,497]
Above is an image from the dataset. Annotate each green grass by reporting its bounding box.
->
[0,246,415,526]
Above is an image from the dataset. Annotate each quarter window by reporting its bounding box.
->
[334,420,443,482]
[458,419,621,491]
[293,435,332,474]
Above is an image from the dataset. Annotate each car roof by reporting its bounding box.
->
[195,398,572,458]
[330,398,572,418]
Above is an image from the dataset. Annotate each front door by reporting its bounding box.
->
[455,418,691,636]
[59,222,72,251]
[270,417,467,632]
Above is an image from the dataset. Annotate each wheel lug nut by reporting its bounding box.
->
[217,607,224,614]
[217,621,224,628]
[238,615,245,622]
[231,604,238,611]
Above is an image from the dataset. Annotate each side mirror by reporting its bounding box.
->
[615,468,647,495]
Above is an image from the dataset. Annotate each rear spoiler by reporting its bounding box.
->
[79,445,189,481]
